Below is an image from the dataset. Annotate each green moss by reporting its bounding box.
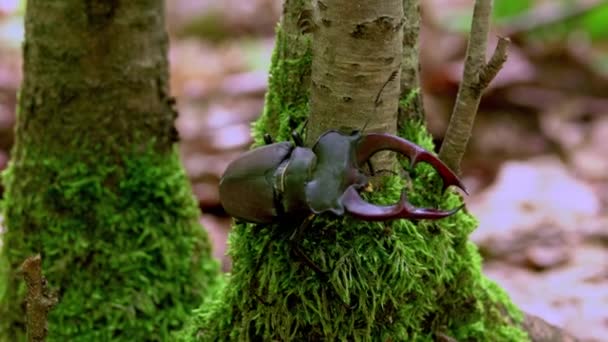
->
[398,87,421,114]
[251,25,312,146]
[0,145,220,341]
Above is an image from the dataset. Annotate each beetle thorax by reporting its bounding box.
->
[274,147,317,216]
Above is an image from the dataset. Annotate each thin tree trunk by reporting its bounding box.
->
[308,0,403,139]
[308,0,403,172]
[0,1,219,340]
[438,0,508,174]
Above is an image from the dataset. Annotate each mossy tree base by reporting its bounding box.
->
[0,148,219,341]
[179,122,527,341]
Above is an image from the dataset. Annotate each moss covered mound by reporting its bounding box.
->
[177,121,528,341]
[0,147,219,341]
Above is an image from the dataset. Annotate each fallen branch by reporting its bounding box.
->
[524,313,580,342]
[19,255,57,342]
[438,0,509,174]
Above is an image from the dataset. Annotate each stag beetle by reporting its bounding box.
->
[220,129,466,303]
[219,129,466,225]
[220,128,467,289]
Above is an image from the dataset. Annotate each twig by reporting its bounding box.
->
[479,36,509,89]
[20,255,57,342]
[438,0,509,174]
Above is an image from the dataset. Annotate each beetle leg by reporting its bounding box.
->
[289,215,356,310]
[289,214,327,276]
[250,237,275,306]
[291,130,304,147]
[356,133,467,194]
[342,186,464,221]
[263,133,274,145]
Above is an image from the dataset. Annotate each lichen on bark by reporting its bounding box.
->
[0,1,220,340]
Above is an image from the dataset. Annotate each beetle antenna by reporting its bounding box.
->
[297,119,308,144]
[360,118,371,134]
[348,118,372,136]
[292,131,304,147]
[301,119,309,131]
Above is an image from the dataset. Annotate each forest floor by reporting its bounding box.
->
[1,1,607,340]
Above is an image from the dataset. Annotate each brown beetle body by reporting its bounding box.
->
[219,130,466,224]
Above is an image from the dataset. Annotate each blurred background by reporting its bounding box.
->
[0,0,606,340]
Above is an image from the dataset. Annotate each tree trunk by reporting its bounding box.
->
[306,0,402,172]
[308,0,402,141]
[180,1,529,341]
[0,1,219,340]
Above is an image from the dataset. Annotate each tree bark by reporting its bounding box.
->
[308,0,402,140]
[0,1,219,340]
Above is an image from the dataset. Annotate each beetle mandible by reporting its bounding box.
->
[219,129,466,225]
